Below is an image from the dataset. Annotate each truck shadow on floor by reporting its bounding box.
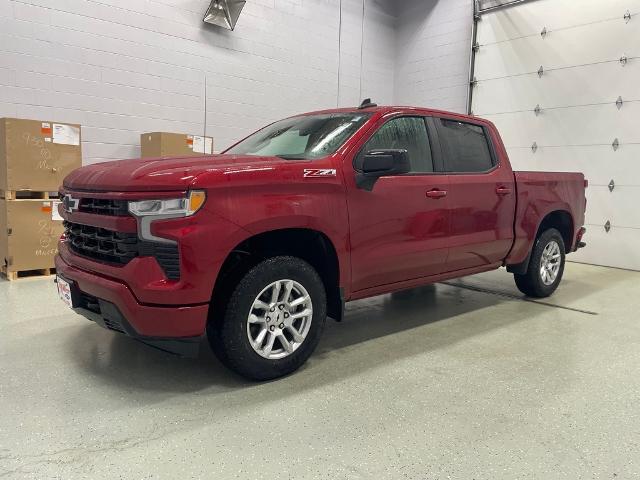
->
[68,281,557,396]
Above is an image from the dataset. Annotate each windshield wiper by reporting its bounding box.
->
[275,154,306,160]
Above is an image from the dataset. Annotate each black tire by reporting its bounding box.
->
[208,256,327,381]
[514,228,566,298]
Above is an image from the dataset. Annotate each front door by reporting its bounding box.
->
[346,115,450,292]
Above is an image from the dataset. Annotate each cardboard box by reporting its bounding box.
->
[0,118,82,192]
[0,199,63,272]
[141,132,213,158]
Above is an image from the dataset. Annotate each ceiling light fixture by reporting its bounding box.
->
[203,0,246,30]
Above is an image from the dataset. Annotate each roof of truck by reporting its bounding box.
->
[301,104,479,122]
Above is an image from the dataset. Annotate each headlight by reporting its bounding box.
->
[128,190,206,217]
[128,190,206,244]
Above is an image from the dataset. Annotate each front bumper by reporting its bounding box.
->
[56,188,244,306]
[55,254,209,356]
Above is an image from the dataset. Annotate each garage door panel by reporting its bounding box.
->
[506,145,640,186]
[477,0,640,45]
[584,186,640,228]
[485,103,640,147]
[475,1,640,270]
[475,20,640,80]
[473,61,640,115]
[570,226,640,271]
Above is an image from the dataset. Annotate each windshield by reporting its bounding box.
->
[224,113,371,160]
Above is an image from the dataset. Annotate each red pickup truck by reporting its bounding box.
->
[55,103,587,380]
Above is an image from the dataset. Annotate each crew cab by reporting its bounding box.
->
[55,103,587,380]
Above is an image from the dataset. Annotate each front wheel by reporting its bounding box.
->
[208,256,327,380]
[514,228,566,298]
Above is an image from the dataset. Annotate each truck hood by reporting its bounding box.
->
[63,154,293,192]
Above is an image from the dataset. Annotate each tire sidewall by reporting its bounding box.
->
[217,256,327,380]
[530,228,566,296]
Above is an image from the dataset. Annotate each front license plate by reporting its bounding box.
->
[56,276,75,309]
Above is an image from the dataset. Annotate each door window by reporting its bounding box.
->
[361,117,434,173]
[437,119,494,172]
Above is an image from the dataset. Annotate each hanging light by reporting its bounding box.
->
[203,0,246,30]
[476,0,534,14]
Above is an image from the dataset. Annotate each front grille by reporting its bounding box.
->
[79,198,129,216]
[65,221,138,265]
[64,220,180,280]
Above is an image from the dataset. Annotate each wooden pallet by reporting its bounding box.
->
[1,266,56,281]
[0,190,58,200]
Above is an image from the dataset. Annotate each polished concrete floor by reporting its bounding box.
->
[1,262,639,479]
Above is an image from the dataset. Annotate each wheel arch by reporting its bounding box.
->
[536,210,574,250]
[210,227,344,325]
[507,209,574,275]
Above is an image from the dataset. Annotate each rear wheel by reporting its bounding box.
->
[208,256,327,380]
[514,228,566,298]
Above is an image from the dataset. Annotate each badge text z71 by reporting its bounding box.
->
[303,169,337,178]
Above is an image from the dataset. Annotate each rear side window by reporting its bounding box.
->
[437,119,494,172]
[362,117,433,173]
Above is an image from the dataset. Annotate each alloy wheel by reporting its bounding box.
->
[539,240,561,285]
[246,279,313,360]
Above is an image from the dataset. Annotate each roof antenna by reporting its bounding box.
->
[358,98,377,109]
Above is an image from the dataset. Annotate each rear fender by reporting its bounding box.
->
[506,207,574,274]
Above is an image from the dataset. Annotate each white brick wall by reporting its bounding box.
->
[394,0,473,113]
[337,0,394,107]
[0,0,471,164]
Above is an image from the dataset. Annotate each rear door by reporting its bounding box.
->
[346,115,450,292]
[432,117,516,271]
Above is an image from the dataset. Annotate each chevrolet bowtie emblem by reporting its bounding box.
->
[62,194,79,213]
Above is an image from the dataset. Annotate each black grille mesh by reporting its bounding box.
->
[65,221,138,264]
[139,242,181,280]
[77,293,126,334]
[64,221,180,280]
[79,198,129,216]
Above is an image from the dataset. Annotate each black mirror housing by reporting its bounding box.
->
[356,149,410,190]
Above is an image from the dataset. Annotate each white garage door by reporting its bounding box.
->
[471,0,640,271]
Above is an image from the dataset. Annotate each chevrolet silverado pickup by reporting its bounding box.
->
[55,102,587,380]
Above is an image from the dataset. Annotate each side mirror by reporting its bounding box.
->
[356,149,410,190]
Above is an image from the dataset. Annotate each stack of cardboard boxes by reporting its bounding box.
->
[0,118,82,280]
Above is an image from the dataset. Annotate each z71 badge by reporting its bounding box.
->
[303,169,337,178]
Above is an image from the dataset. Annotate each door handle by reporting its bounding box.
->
[426,189,447,199]
[496,186,512,195]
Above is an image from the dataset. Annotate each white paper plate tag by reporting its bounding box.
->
[193,135,213,154]
[51,200,63,221]
[52,124,80,145]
